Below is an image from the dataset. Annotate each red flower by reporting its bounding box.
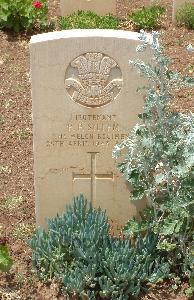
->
[33,1,42,9]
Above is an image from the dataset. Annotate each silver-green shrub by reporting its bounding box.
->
[113,31,194,292]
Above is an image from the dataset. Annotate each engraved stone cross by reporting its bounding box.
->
[72,152,114,204]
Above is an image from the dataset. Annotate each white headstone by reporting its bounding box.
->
[30,29,149,228]
[60,0,116,16]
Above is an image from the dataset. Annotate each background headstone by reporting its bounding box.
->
[172,0,194,21]
[60,0,116,16]
[30,29,149,228]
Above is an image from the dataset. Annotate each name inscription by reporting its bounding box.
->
[46,114,128,148]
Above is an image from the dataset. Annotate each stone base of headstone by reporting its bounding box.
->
[60,0,116,16]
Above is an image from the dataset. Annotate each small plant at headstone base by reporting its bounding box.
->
[0,0,50,33]
[113,31,194,294]
[29,194,169,299]
[0,235,13,273]
[175,2,194,30]
[58,10,119,30]
[129,6,165,31]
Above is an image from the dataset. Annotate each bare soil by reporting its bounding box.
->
[0,0,193,299]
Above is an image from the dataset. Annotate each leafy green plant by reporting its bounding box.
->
[30,195,169,299]
[129,6,165,30]
[0,237,13,273]
[0,0,49,32]
[113,31,194,292]
[58,10,119,30]
[176,2,194,30]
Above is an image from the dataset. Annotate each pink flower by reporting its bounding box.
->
[33,1,42,9]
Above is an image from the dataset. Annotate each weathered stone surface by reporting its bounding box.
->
[172,0,194,21]
[30,29,148,228]
[60,0,116,16]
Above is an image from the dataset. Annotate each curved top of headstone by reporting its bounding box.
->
[30,29,142,44]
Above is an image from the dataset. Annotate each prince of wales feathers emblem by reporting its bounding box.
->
[65,52,123,107]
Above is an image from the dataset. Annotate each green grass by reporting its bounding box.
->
[11,223,35,241]
[58,10,120,30]
[3,99,15,109]
[0,196,23,210]
[13,128,31,141]
[0,165,11,175]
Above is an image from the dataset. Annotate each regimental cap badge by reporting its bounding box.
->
[65,52,123,107]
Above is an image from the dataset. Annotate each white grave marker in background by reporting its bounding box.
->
[30,30,149,228]
[60,0,116,16]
